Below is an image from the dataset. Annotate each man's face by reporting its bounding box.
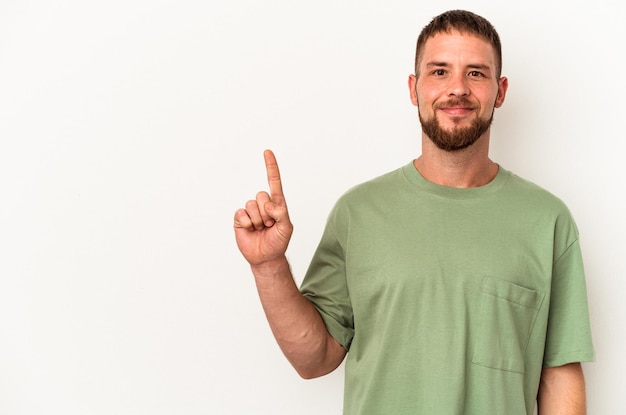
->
[409,31,508,151]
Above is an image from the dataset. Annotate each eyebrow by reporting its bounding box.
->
[467,64,491,72]
[425,62,492,72]
[425,62,450,68]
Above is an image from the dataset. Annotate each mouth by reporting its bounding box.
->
[438,107,476,117]
[435,99,478,118]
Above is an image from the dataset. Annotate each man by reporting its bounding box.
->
[234,10,594,415]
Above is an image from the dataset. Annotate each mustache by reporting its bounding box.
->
[434,99,478,109]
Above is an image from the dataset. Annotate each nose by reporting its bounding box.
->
[447,74,470,97]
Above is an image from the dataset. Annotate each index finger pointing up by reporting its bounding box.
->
[264,149,286,204]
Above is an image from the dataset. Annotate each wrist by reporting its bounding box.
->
[250,255,291,278]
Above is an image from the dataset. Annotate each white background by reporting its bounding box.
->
[0,1,624,414]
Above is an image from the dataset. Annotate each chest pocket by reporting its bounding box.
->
[472,276,545,373]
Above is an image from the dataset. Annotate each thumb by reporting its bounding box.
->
[262,201,277,227]
[264,200,284,221]
[264,201,293,237]
[263,201,287,218]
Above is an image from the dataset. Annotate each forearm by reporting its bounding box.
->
[251,256,345,378]
[537,363,587,415]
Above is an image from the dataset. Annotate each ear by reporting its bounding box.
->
[408,74,418,107]
[495,76,508,108]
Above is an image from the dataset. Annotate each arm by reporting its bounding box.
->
[537,362,587,415]
[250,256,347,378]
[234,150,346,378]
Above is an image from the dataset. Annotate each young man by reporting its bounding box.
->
[234,10,594,415]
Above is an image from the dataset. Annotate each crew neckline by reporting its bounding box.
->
[401,160,510,200]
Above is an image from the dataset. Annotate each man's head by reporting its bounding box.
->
[409,10,507,152]
[414,10,502,79]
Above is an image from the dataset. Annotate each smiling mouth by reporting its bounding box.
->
[435,98,477,115]
[439,107,475,117]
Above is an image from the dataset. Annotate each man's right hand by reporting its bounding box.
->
[233,150,294,267]
[233,150,346,378]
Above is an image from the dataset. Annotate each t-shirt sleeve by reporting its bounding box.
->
[299,213,355,351]
[543,238,595,367]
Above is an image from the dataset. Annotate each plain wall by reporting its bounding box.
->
[0,0,624,414]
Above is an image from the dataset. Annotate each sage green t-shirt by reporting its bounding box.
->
[300,162,594,415]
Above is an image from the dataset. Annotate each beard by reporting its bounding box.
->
[419,99,494,152]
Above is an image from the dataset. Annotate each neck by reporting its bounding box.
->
[415,133,498,188]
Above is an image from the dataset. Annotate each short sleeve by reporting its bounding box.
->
[543,238,595,367]
[300,211,355,350]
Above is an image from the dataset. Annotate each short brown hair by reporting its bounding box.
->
[414,10,502,78]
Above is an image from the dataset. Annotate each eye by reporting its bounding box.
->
[432,69,446,76]
[468,70,484,77]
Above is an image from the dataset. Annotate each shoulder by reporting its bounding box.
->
[336,165,407,205]
[500,168,572,214]
[323,165,408,225]
[500,168,580,245]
